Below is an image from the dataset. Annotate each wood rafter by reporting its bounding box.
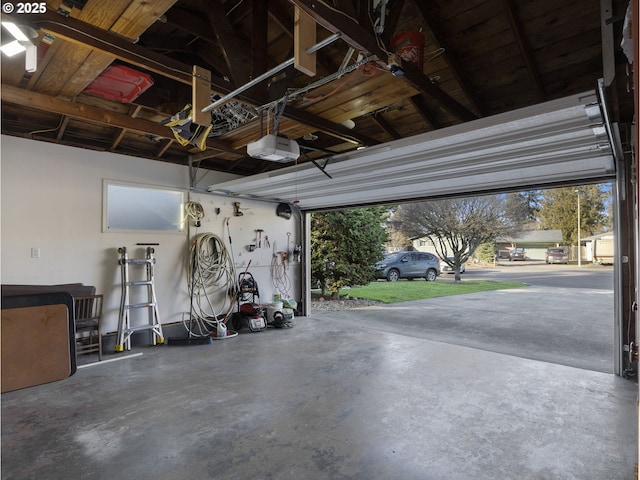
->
[110,105,143,151]
[379,0,406,46]
[55,116,70,141]
[155,138,174,158]
[500,0,545,99]
[371,113,400,139]
[205,0,251,86]
[250,0,269,103]
[409,94,441,129]
[410,0,484,116]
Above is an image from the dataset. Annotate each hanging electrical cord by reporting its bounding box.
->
[272,96,288,136]
[270,253,292,298]
[183,232,236,337]
[185,201,205,227]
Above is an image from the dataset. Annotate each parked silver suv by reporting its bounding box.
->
[375,251,441,282]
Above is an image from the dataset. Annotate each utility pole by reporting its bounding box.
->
[576,190,582,267]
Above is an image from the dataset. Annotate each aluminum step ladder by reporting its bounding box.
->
[115,246,164,352]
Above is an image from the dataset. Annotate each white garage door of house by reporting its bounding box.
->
[207,90,617,211]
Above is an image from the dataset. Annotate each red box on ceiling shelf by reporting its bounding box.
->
[83,64,154,103]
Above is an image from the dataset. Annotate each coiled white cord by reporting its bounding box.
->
[185,201,205,226]
[270,253,291,298]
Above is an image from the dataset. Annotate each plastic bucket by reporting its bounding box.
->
[391,31,425,70]
[267,302,284,323]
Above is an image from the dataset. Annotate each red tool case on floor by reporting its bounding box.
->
[83,64,154,103]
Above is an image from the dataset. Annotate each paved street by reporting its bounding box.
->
[314,262,617,373]
[459,260,613,290]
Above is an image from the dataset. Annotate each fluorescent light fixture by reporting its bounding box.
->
[25,42,36,72]
[0,40,26,57]
[2,21,30,42]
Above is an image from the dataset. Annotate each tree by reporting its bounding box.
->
[504,190,541,224]
[311,207,389,298]
[538,185,609,244]
[476,242,496,263]
[394,195,523,282]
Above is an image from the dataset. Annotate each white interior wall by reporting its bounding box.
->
[1,135,301,335]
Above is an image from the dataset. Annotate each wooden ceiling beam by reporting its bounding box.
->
[0,84,239,155]
[155,139,174,158]
[110,105,142,151]
[56,116,70,141]
[205,0,252,85]
[409,94,441,129]
[379,0,406,46]
[370,113,400,140]
[284,106,379,146]
[410,0,484,117]
[288,0,478,122]
[250,0,269,103]
[356,0,369,27]
[500,0,545,100]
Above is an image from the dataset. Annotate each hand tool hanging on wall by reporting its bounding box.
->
[256,229,264,248]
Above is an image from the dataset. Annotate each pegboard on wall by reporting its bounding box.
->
[185,192,302,303]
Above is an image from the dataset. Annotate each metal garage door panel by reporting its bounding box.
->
[208,91,615,211]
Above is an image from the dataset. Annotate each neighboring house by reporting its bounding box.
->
[496,230,563,260]
[411,229,564,261]
[412,237,454,257]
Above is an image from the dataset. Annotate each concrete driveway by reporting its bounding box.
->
[312,263,616,373]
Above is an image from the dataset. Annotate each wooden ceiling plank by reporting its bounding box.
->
[500,0,545,99]
[76,0,132,29]
[57,49,114,99]
[288,0,478,121]
[109,0,179,40]
[0,84,239,154]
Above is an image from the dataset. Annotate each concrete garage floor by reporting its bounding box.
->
[1,287,637,480]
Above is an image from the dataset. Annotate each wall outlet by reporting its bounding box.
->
[31,247,41,258]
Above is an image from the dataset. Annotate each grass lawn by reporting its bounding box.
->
[338,279,527,303]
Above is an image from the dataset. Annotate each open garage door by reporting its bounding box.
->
[207,91,617,211]
[207,88,628,376]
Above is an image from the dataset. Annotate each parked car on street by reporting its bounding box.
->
[375,251,440,282]
[545,247,569,264]
[509,248,526,261]
[440,256,466,274]
[497,250,511,260]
